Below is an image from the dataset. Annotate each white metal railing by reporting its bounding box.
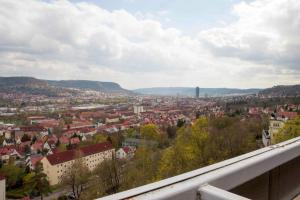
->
[97,136,300,200]
[198,184,250,200]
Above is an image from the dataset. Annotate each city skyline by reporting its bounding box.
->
[0,0,300,89]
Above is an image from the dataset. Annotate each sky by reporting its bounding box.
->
[0,0,300,89]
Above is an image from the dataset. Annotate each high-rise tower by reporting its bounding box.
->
[196,87,200,98]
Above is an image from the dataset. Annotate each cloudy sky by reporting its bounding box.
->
[0,0,299,89]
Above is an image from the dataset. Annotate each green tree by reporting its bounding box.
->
[273,116,300,144]
[207,116,258,161]
[93,134,107,144]
[158,116,259,179]
[21,134,31,142]
[0,163,24,189]
[158,117,209,179]
[23,162,51,200]
[107,133,124,149]
[140,124,160,141]
[125,128,136,138]
[52,120,65,137]
[166,125,177,139]
[121,145,161,190]
[177,119,186,127]
[63,117,73,125]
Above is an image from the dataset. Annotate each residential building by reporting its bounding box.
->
[105,116,120,124]
[196,87,200,98]
[0,146,22,163]
[269,118,286,135]
[262,130,271,147]
[116,146,135,159]
[133,105,144,115]
[40,142,114,185]
[262,113,298,146]
[122,138,157,148]
[2,138,14,146]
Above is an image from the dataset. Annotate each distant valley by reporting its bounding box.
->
[1,77,300,97]
[134,87,262,97]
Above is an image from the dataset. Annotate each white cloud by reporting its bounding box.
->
[199,0,300,71]
[0,0,299,89]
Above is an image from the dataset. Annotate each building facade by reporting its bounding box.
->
[196,87,200,98]
[41,142,114,185]
[133,105,144,115]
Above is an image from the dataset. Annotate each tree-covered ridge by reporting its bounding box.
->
[0,76,130,96]
[259,85,300,97]
[46,80,128,93]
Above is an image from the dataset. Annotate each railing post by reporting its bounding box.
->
[198,184,251,200]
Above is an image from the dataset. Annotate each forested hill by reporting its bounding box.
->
[46,80,126,93]
[0,77,47,87]
[259,85,300,96]
[0,76,130,96]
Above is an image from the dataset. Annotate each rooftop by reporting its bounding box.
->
[46,142,113,165]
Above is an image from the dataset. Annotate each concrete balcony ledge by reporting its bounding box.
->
[97,136,300,200]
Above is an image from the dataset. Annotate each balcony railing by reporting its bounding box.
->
[97,136,300,200]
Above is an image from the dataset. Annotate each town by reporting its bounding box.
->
[1,0,300,199]
[0,85,299,200]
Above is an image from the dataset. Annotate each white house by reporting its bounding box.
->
[116,146,135,159]
[105,117,120,124]
[3,139,14,146]
[0,146,22,162]
[133,106,144,115]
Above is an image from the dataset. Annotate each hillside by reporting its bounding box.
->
[46,80,127,93]
[134,87,261,96]
[259,85,300,96]
[0,77,130,96]
[0,76,61,96]
[0,77,46,87]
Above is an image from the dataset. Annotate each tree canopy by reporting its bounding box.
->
[273,116,300,144]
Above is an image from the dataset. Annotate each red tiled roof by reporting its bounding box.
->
[46,142,113,165]
[31,140,44,150]
[278,111,298,119]
[65,121,94,130]
[59,136,69,144]
[70,137,80,144]
[122,146,131,154]
[31,155,43,167]
[38,119,60,128]
[20,126,46,132]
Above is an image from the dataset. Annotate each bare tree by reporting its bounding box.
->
[61,151,90,200]
[94,154,122,194]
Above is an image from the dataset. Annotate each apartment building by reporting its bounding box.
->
[269,118,285,135]
[41,142,114,185]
